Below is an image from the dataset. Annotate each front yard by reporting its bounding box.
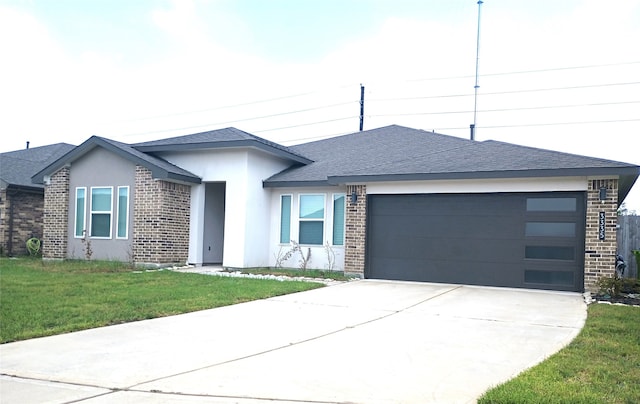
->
[0,258,322,343]
[479,303,640,403]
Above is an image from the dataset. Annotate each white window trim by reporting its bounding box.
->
[331,193,346,246]
[74,187,87,238]
[279,194,293,245]
[89,186,113,239]
[298,193,326,246]
[116,186,129,240]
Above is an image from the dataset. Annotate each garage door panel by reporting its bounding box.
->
[366,192,585,291]
[369,236,523,263]
[371,257,523,287]
[374,215,523,239]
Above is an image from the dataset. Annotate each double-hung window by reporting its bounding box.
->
[332,194,345,245]
[299,194,324,245]
[90,187,113,238]
[74,187,86,237]
[116,186,129,239]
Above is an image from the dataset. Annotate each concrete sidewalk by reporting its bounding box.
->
[0,280,587,403]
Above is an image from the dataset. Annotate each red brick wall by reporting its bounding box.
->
[584,178,619,291]
[43,168,70,259]
[344,184,366,276]
[1,190,44,256]
[133,166,190,265]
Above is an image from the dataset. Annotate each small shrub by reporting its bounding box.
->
[633,250,640,280]
[596,275,623,297]
[26,237,41,256]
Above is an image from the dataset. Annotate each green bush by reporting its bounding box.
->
[633,250,640,280]
[26,237,41,257]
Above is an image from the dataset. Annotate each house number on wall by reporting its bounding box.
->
[598,211,606,241]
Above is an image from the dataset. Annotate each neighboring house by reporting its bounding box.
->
[32,125,639,293]
[0,143,76,256]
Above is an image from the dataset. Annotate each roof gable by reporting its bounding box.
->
[31,136,201,185]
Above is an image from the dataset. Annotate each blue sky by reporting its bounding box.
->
[1,0,639,209]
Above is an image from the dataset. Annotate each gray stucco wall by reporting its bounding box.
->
[67,147,135,261]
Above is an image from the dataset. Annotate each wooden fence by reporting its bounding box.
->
[617,215,640,278]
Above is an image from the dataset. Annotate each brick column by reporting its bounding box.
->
[134,166,190,266]
[344,184,366,277]
[584,178,618,291]
[43,167,70,259]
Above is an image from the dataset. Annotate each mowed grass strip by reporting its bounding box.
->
[479,303,640,404]
[0,258,322,343]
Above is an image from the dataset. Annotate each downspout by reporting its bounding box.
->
[7,189,14,256]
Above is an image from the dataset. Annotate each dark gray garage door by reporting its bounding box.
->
[366,192,585,291]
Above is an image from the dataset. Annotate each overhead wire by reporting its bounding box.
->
[113,62,639,139]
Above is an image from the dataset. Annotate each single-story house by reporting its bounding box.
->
[0,143,75,256]
[32,125,639,292]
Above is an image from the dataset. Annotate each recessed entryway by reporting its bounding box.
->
[203,182,226,264]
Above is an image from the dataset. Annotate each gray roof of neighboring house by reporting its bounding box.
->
[263,125,640,201]
[31,136,202,185]
[1,143,76,190]
[133,127,312,165]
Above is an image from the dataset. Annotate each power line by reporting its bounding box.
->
[371,100,640,118]
[407,60,640,82]
[252,116,357,134]
[120,102,357,138]
[435,118,640,131]
[369,81,640,102]
[114,61,640,124]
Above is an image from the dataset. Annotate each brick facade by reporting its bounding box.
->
[0,189,45,256]
[344,184,366,276]
[0,189,5,255]
[42,167,70,259]
[133,166,191,266]
[584,178,619,291]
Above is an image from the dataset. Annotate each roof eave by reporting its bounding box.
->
[327,166,640,184]
[262,180,333,188]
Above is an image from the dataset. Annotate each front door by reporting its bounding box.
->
[203,182,225,264]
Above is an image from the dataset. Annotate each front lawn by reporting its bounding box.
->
[0,258,322,343]
[479,303,640,403]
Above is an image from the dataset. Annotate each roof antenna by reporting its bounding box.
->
[26,141,30,150]
[359,84,365,131]
[471,0,484,141]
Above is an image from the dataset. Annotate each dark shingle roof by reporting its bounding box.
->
[133,127,312,164]
[263,125,639,200]
[31,136,201,185]
[1,143,76,190]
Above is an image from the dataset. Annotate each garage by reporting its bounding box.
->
[366,192,585,291]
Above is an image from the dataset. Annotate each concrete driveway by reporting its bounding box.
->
[1,280,586,403]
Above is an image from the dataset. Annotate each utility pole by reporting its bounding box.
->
[471,0,483,141]
[359,84,365,131]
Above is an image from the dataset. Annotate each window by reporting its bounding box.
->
[526,198,576,212]
[525,222,576,237]
[525,246,575,261]
[280,195,292,244]
[299,194,324,245]
[332,194,345,245]
[74,187,86,238]
[90,187,112,238]
[525,270,573,286]
[116,186,129,239]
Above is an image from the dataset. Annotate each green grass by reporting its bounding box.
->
[236,267,353,281]
[479,304,640,403]
[0,258,322,343]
